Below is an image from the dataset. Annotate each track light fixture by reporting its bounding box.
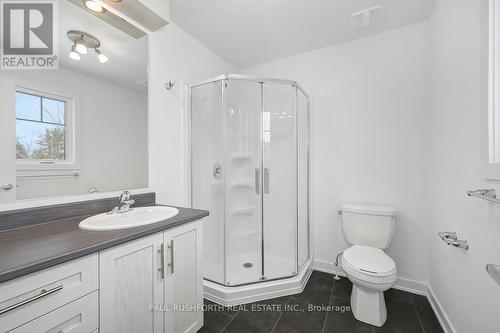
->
[69,42,80,60]
[67,30,109,63]
[95,48,108,63]
[75,39,87,54]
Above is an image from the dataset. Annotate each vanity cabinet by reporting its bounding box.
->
[99,220,204,333]
[99,233,165,333]
[0,218,205,333]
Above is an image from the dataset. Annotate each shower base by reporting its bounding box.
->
[203,259,313,306]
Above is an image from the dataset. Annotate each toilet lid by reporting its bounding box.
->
[343,245,396,277]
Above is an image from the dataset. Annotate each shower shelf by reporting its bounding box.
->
[230,153,254,161]
[230,229,255,237]
[230,207,255,215]
[229,180,253,189]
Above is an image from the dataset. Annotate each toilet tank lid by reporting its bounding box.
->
[341,204,397,216]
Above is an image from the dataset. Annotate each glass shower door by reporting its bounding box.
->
[297,88,309,270]
[262,83,298,280]
[191,81,225,284]
[224,79,263,286]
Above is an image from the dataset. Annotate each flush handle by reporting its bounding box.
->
[0,184,13,191]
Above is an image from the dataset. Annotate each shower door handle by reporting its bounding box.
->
[264,168,270,194]
[255,168,260,194]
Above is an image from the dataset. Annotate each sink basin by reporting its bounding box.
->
[79,206,180,231]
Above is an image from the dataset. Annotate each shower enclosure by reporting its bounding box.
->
[191,74,310,289]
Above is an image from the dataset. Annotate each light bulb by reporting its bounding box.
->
[75,41,87,54]
[69,46,80,60]
[84,0,104,13]
[95,49,108,63]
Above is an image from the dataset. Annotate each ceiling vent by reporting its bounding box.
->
[351,5,385,30]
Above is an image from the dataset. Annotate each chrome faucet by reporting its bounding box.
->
[108,191,135,214]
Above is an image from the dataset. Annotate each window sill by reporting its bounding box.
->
[16,163,81,172]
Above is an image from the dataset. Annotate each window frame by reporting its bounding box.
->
[15,86,79,171]
[481,0,500,179]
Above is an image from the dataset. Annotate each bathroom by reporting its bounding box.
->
[0,0,497,332]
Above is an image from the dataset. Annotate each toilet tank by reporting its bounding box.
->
[341,204,397,249]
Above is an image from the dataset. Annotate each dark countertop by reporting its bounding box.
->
[0,206,209,283]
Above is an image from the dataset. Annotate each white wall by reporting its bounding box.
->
[242,23,431,284]
[148,23,234,205]
[0,68,148,199]
[428,0,500,331]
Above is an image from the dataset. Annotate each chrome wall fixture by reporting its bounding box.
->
[67,30,108,63]
[467,188,500,204]
[437,232,469,250]
[486,264,500,286]
[165,79,176,90]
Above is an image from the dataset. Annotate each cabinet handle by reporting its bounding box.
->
[168,240,174,275]
[255,168,260,195]
[158,244,165,279]
[264,168,270,194]
[0,285,63,315]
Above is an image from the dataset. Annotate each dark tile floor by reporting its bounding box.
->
[200,271,444,333]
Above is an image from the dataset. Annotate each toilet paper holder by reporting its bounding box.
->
[437,232,469,250]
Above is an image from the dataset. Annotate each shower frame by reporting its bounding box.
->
[190,74,311,289]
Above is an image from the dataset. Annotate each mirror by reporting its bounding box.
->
[0,0,148,202]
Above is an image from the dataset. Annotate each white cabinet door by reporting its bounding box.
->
[164,220,204,333]
[0,77,16,203]
[100,233,164,333]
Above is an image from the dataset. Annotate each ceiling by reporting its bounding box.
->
[59,0,148,92]
[170,0,435,69]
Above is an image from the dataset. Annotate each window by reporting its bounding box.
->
[481,0,500,178]
[15,88,74,166]
[488,0,500,164]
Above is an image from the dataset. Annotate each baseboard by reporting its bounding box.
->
[426,285,456,333]
[313,259,455,333]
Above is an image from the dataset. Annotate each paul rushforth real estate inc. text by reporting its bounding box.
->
[149,303,351,313]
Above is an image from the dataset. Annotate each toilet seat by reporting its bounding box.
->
[342,245,397,285]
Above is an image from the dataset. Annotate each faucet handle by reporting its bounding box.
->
[119,191,131,203]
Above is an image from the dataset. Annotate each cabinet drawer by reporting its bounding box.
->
[0,254,98,332]
[10,291,98,333]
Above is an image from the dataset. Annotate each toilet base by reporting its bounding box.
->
[350,284,387,327]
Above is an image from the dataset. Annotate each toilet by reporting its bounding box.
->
[340,204,397,327]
